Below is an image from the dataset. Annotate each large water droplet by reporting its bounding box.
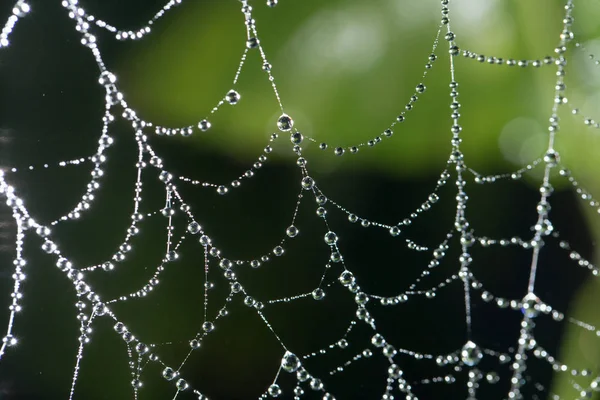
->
[281,352,301,373]
[187,221,201,234]
[277,114,294,131]
[522,292,541,318]
[225,90,240,105]
[460,340,483,366]
[198,119,211,131]
[324,231,338,245]
[162,367,178,381]
[286,225,298,238]
[268,384,282,397]
[301,176,314,190]
[176,378,189,390]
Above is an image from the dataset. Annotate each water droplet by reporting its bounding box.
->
[486,372,499,384]
[161,207,175,217]
[383,344,397,357]
[199,235,211,246]
[135,342,149,354]
[231,282,242,293]
[122,332,135,343]
[297,368,310,382]
[268,384,282,397]
[324,231,338,245]
[388,364,403,378]
[355,292,368,305]
[188,222,201,234]
[339,271,354,286]
[286,226,298,238]
[460,341,483,366]
[316,195,327,205]
[2,335,17,347]
[310,378,323,391]
[159,171,172,182]
[162,367,178,381]
[290,132,303,145]
[312,288,325,300]
[522,292,541,318]
[544,149,560,167]
[282,352,301,373]
[301,176,314,190]
[98,71,116,86]
[202,321,214,332]
[166,251,178,262]
[41,241,57,254]
[273,246,284,256]
[225,90,240,105]
[534,219,553,235]
[176,378,189,390]
[198,119,211,131]
[246,37,259,48]
[277,114,294,131]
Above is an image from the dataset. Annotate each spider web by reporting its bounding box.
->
[1,0,600,399]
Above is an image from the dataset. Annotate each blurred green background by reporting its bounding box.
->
[2,0,600,399]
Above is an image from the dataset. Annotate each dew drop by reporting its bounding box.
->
[202,321,215,332]
[281,352,301,373]
[460,341,483,366]
[324,231,338,245]
[198,119,211,131]
[521,292,541,318]
[176,378,189,390]
[389,226,401,237]
[312,288,325,300]
[187,222,201,234]
[225,90,240,105]
[246,37,259,48]
[162,367,178,381]
[301,176,314,190]
[286,225,299,238]
[290,132,303,145]
[277,114,294,131]
[2,334,17,347]
[339,271,354,286]
[268,384,282,397]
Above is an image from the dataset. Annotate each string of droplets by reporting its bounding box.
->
[0,1,29,48]
[302,28,443,156]
[64,0,184,41]
[2,1,600,400]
